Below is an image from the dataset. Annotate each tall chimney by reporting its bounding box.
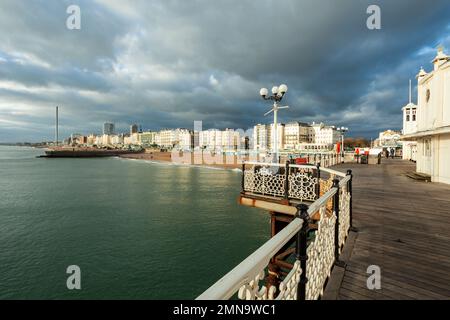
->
[55,106,59,146]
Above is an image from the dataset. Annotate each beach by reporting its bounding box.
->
[119,150,246,170]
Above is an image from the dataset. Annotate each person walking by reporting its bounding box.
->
[390,148,395,159]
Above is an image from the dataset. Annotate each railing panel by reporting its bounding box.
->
[338,186,351,250]
[243,167,286,197]
[201,165,354,301]
[288,167,317,202]
[306,206,336,300]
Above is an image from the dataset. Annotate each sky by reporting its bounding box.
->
[1,0,450,142]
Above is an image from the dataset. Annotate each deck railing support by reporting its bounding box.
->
[241,163,246,193]
[284,161,290,200]
[347,169,357,232]
[296,203,310,300]
[316,163,321,200]
[333,179,345,267]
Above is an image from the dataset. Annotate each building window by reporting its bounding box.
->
[412,109,416,121]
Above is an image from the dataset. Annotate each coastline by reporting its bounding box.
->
[119,151,244,170]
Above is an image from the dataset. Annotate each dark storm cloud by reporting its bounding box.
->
[0,0,450,142]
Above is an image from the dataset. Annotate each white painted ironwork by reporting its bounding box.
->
[244,167,286,197]
[198,169,353,301]
[338,186,351,250]
[196,218,303,300]
[306,206,336,300]
[237,260,302,300]
[288,168,317,201]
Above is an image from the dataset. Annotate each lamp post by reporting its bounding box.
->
[259,84,289,163]
[338,127,348,163]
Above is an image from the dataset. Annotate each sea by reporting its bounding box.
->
[0,146,268,299]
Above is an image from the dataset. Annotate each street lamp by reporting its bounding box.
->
[260,84,289,163]
[338,127,349,163]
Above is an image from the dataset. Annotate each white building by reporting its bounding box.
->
[311,123,342,146]
[199,129,239,151]
[176,129,194,150]
[376,130,402,148]
[403,46,450,184]
[139,131,157,146]
[284,122,312,150]
[253,123,284,152]
[199,129,222,150]
[401,82,418,161]
[156,129,193,150]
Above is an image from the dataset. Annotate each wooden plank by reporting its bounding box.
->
[328,159,450,300]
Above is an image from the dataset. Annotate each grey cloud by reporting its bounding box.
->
[1,0,450,142]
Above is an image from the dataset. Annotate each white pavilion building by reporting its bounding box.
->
[403,46,450,184]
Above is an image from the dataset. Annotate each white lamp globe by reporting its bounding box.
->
[278,84,288,94]
[260,88,268,97]
[271,86,279,95]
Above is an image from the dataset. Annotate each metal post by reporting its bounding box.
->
[273,102,278,163]
[55,106,59,146]
[347,169,357,232]
[316,163,321,199]
[241,163,246,193]
[333,179,345,267]
[284,161,290,199]
[296,204,309,300]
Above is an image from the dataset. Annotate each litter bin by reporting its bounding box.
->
[360,155,368,164]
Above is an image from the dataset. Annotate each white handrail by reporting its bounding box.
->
[244,161,284,167]
[289,164,316,169]
[307,187,337,216]
[339,175,351,187]
[198,166,351,300]
[321,167,347,178]
[196,218,303,300]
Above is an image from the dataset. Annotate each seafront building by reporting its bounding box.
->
[254,121,342,153]
[284,122,313,150]
[139,131,157,146]
[401,83,418,161]
[402,46,450,184]
[65,120,347,155]
[253,123,285,152]
[103,122,115,135]
[130,124,139,135]
[199,129,240,151]
[375,130,402,149]
[311,122,342,145]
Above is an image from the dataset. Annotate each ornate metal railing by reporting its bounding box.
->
[241,161,344,203]
[197,169,353,300]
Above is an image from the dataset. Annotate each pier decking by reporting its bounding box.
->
[329,159,450,300]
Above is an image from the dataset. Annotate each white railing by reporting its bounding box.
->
[241,161,345,202]
[198,170,353,300]
[196,218,304,300]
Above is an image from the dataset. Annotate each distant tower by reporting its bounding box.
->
[130,124,139,135]
[103,122,115,135]
[55,106,59,146]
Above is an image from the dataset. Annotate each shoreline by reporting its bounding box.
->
[119,151,244,170]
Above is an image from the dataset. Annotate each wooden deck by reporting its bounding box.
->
[329,159,450,300]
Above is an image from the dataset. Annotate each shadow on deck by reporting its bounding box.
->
[325,159,450,300]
